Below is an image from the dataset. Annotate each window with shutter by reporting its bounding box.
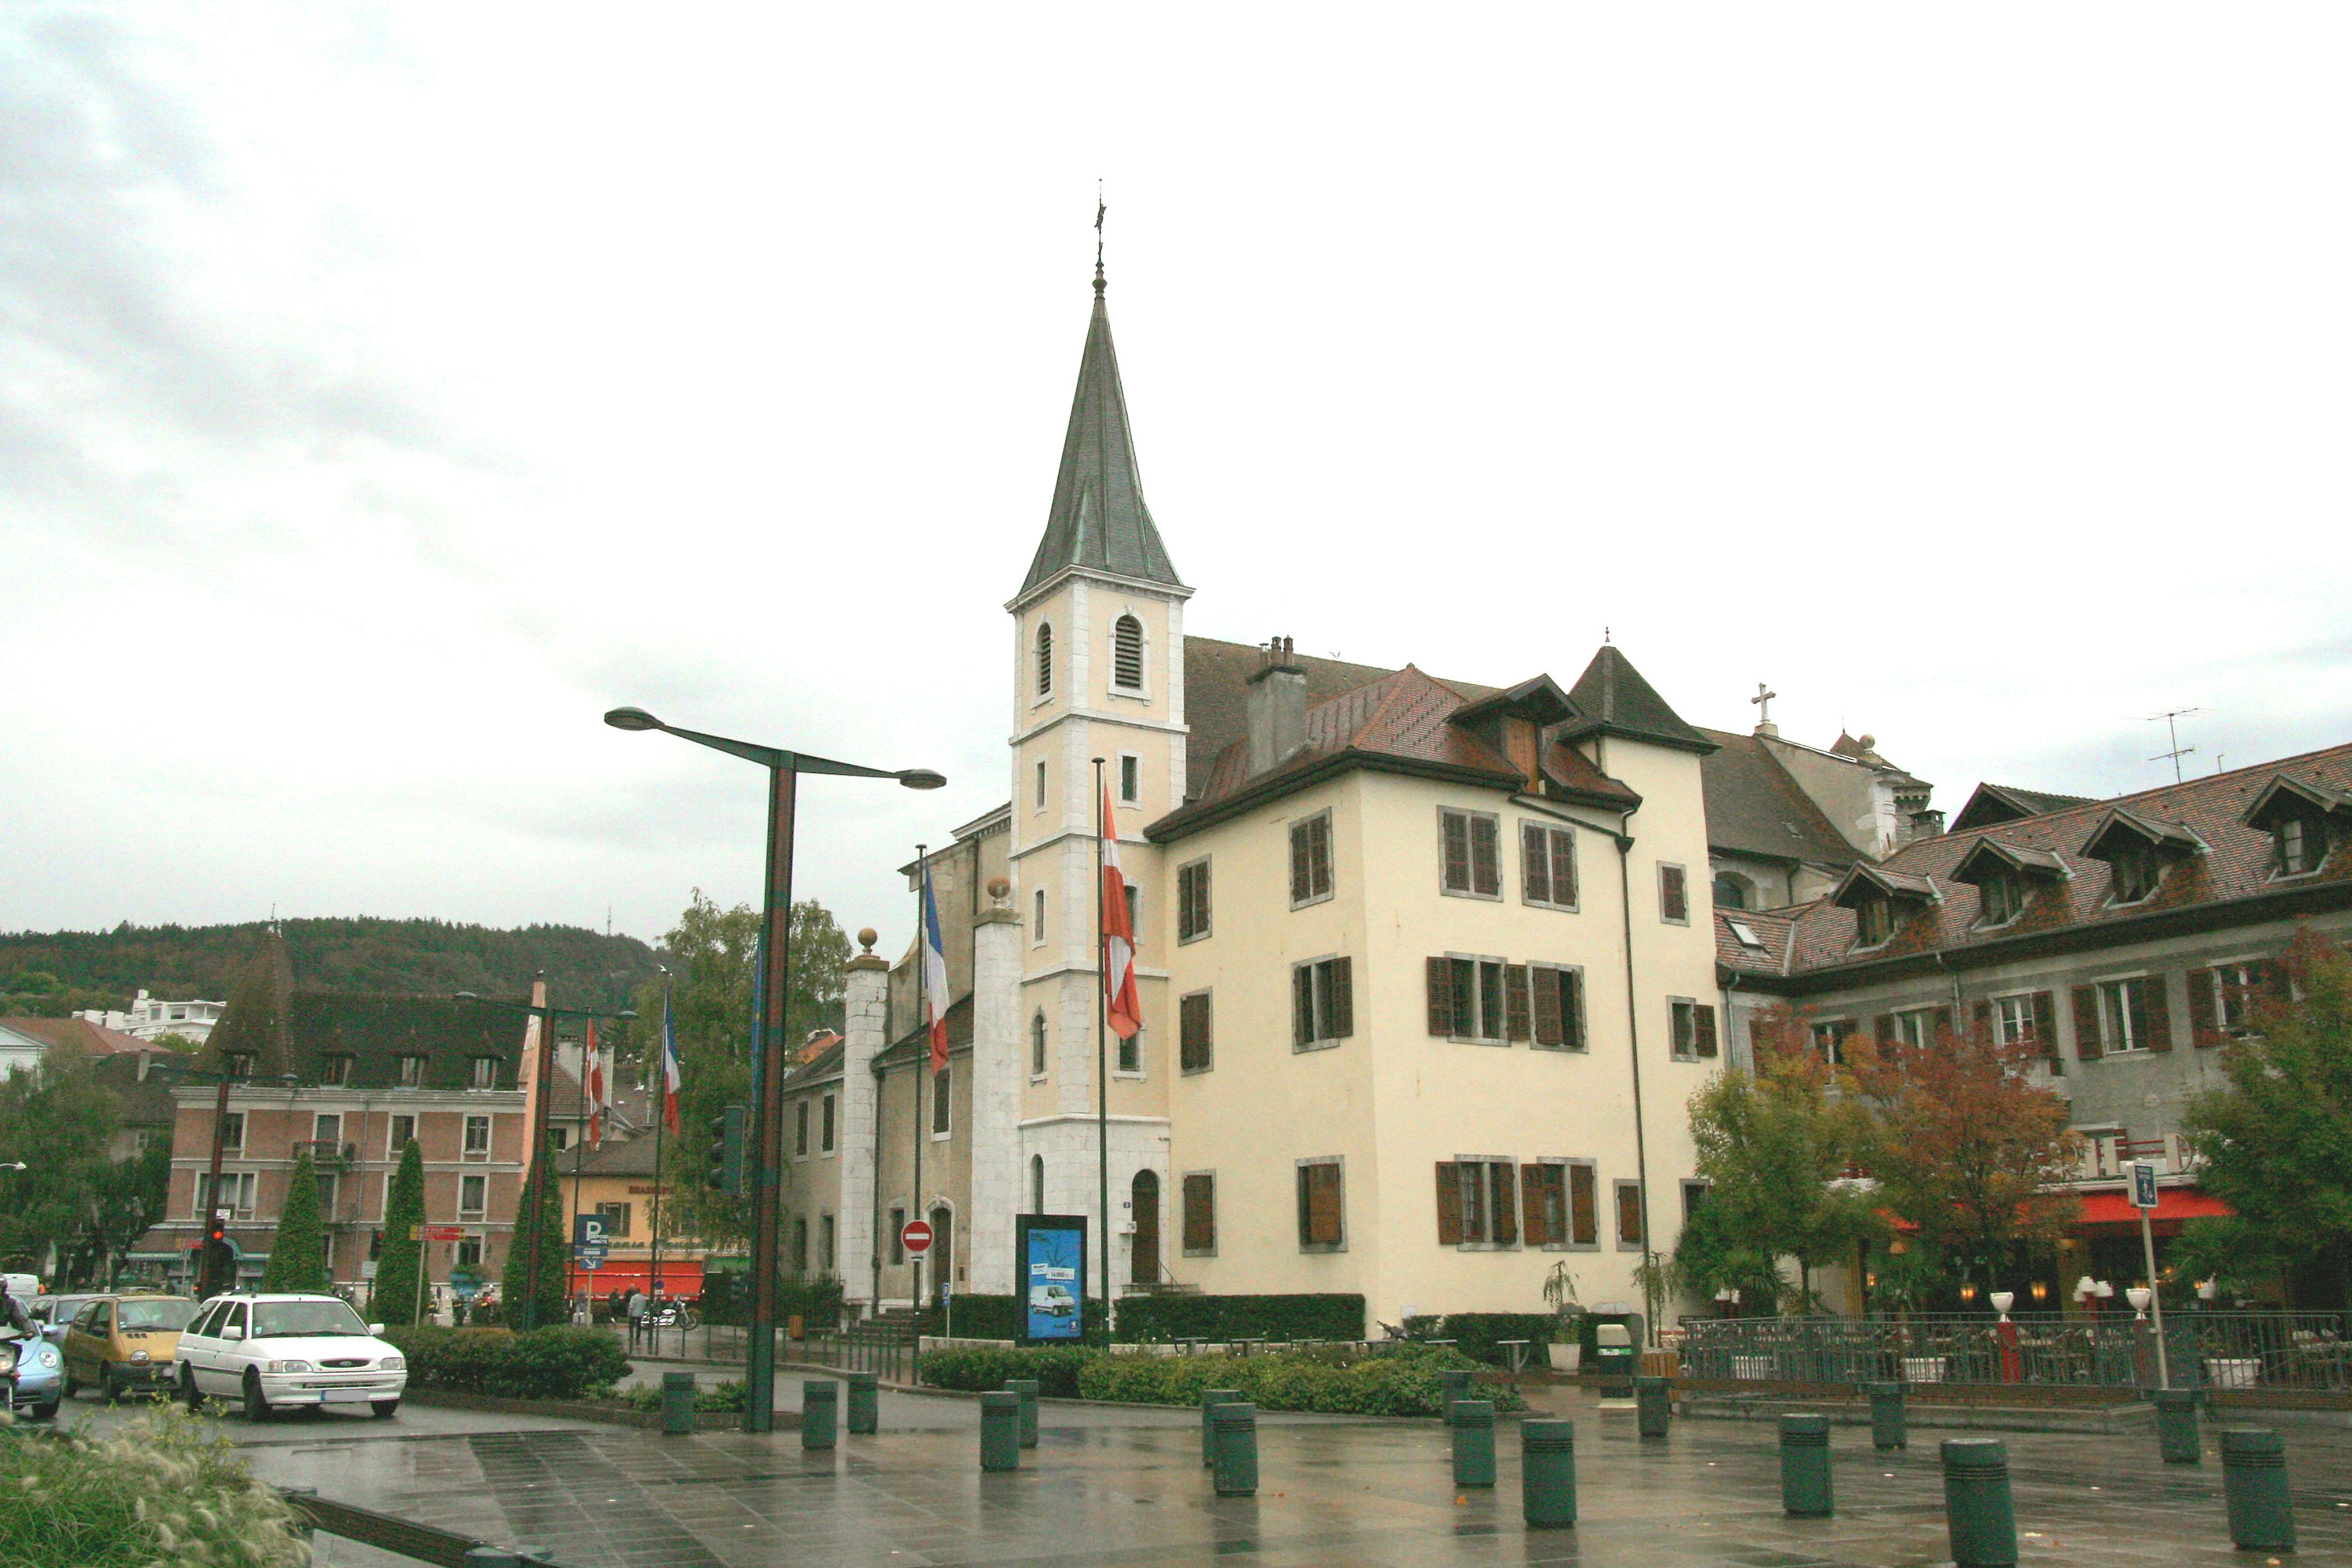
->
[1177,859,1212,943]
[1659,863,1689,924]
[1444,1160,1523,1246]
[1297,1161,1344,1250]
[1568,1163,1598,1246]
[2071,986,2103,1060]
[1434,1164,1464,1245]
[1505,964,1531,1042]
[1439,954,1508,1044]
[1293,957,1352,1050]
[1521,823,1578,910]
[1182,1174,1216,1255]
[1525,1164,1564,1246]
[2143,973,2173,1053]
[1614,1180,1645,1248]
[2095,978,2152,1053]
[1471,815,1501,897]
[1694,1005,1718,1058]
[1669,998,1699,1060]
[1425,957,1451,1036]
[1441,809,1502,899]
[1112,614,1144,690]
[2032,991,2060,1069]
[1036,623,1053,696]
[1290,813,1333,906]
[1492,1164,1518,1245]
[1179,992,1213,1073]
[1530,965,1564,1048]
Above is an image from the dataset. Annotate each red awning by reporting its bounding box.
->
[2075,1189,2233,1226]
[568,1259,707,1297]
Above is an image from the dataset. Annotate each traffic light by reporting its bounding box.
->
[707,1105,745,1196]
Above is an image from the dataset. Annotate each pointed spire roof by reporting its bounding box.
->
[1562,646,1717,755]
[1018,275,1184,598]
[198,929,296,1078]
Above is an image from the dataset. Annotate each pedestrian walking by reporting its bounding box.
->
[627,1286,649,1348]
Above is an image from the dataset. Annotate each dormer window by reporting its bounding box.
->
[1952,839,2069,931]
[2109,842,2160,903]
[1834,864,1939,951]
[1112,614,1144,690]
[2278,816,2322,876]
[225,1052,254,1079]
[1036,623,1054,696]
[1855,897,1896,947]
[2240,777,2348,882]
[1977,872,2025,927]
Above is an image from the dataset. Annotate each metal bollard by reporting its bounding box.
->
[1869,1381,1906,1451]
[1007,1378,1040,1449]
[980,1390,1022,1472]
[1779,1412,1833,1518]
[1940,1438,2018,1568]
[661,1371,698,1436]
[2219,1428,2294,1553]
[1440,1368,1474,1425]
[1635,1374,1671,1439]
[845,1370,878,1436]
[1521,1418,1577,1528]
[801,1379,838,1451]
[1202,1388,1244,1466]
[1451,1399,1497,1488]
[2152,1389,2199,1465]
[1210,1401,1259,1496]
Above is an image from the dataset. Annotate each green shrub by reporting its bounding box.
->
[390,1323,631,1400]
[1113,1292,1364,1344]
[624,1378,747,1414]
[924,1294,1107,1343]
[699,1268,842,1331]
[915,1345,1097,1398]
[1403,1312,1557,1366]
[0,1403,309,1567]
[1074,1344,1508,1417]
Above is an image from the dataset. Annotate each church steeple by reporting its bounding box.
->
[1018,273,1184,598]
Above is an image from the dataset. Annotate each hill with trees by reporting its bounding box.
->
[0,917,659,1014]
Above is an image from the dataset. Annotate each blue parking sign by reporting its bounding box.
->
[2128,1160,2159,1210]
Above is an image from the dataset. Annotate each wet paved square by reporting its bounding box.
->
[222,1387,2352,1567]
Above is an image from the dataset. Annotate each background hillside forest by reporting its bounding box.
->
[0,918,662,1014]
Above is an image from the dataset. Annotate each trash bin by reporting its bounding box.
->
[1593,1323,1637,1392]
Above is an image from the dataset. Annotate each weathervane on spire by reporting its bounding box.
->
[1094,182,1107,295]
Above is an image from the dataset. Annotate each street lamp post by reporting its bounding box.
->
[604,704,941,1434]
[454,991,636,1331]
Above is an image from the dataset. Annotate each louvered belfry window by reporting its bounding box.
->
[1112,614,1144,690]
[1036,624,1054,696]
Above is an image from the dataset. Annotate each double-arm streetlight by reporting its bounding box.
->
[605,704,942,1434]
[454,990,636,1331]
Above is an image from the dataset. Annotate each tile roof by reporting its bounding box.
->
[0,1016,153,1057]
[1696,728,1866,869]
[1730,741,2352,981]
[1019,281,1183,598]
[1713,907,1803,976]
[543,1063,655,1133]
[1949,782,2102,833]
[876,992,975,1069]
[571,1129,662,1178]
[1561,646,1716,756]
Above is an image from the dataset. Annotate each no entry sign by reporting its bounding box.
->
[901,1219,934,1256]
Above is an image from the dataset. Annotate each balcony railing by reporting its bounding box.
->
[1682,1312,2349,1392]
[292,1140,357,1170]
[2070,1132,2199,1184]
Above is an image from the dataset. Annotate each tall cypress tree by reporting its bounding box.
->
[502,1131,570,1329]
[261,1150,327,1293]
[371,1139,426,1325]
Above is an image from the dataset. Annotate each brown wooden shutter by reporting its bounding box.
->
[1566,970,1587,1050]
[1290,823,1311,903]
[1506,964,1531,1042]
[1425,958,1450,1036]
[2072,986,2103,1060]
[1436,1164,1463,1245]
[1330,959,1355,1039]
[1522,824,1550,903]
[1694,1005,1719,1058]
[1973,1000,1993,1038]
[1442,812,1471,892]
[1310,816,1332,897]
[1932,1005,1954,1042]
[1308,1164,1342,1245]
[2145,973,2173,1052]
[1569,1164,1597,1245]
[1471,816,1501,896]
[1553,829,1578,905]
[2185,968,2219,1047]
[1616,1182,1644,1245]
[1493,1164,1518,1244]
[1874,1014,1896,1050]
[1662,865,1687,921]
[1183,1174,1215,1253]
[1531,967,1562,1047]
[1521,1164,1550,1245]
[1294,966,1315,1049]
[2032,991,2059,1061]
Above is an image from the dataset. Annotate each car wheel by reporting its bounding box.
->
[370,1400,399,1420]
[60,1369,78,1400]
[241,1368,272,1423]
[99,1367,123,1403]
[31,1401,58,1423]
[181,1363,205,1411]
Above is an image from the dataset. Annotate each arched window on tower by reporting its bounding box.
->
[1036,623,1054,696]
[1030,1009,1049,1077]
[1112,614,1144,691]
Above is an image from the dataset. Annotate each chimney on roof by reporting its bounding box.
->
[1246,635,1308,776]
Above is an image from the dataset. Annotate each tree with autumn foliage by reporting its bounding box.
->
[2181,927,2352,1308]
[1859,1011,2080,1298]
[1672,1005,1885,1311]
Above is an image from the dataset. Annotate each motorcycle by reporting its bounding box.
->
[0,1324,64,1423]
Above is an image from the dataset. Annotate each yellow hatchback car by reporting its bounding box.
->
[61,1295,200,1401]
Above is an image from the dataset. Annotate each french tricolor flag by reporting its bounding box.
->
[922,860,951,1072]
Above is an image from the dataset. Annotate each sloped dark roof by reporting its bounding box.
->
[876,993,974,1069]
[1949,782,2101,833]
[281,993,530,1090]
[1018,280,1183,598]
[573,1131,661,1178]
[1696,729,1866,869]
[1561,647,1716,755]
[785,1035,846,1089]
[0,1016,151,1057]
[92,1051,176,1127]
[197,932,297,1079]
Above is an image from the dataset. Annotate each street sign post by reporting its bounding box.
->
[574,1215,608,1248]
[900,1219,934,1257]
[575,1241,609,1271]
[415,1224,464,1243]
[2127,1160,2170,1389]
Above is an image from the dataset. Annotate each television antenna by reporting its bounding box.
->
[2142,708,2203,784]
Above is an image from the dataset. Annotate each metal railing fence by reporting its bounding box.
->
[795,1321,911,1382]
[1679,1312,2349,1392]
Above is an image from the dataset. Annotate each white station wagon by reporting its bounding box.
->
[176,1292,407,1421]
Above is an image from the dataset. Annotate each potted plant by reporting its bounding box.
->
[1542,1262,1586,1372]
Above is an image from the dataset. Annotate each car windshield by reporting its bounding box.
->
[118,1300,197,1332]
[251,1301,370,1340]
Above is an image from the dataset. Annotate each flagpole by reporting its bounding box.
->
[571,1025,590,1311]
[649,970,669,1304]
[1092,758,1110,1343]
[911,843,927,1321]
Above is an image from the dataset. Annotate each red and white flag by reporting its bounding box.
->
[1101,778,1141,1039]
[584,1021,606,1149]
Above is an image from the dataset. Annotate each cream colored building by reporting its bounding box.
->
[789,263,1738,1336]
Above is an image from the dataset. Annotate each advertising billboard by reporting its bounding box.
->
[1016,1213,1088,1344]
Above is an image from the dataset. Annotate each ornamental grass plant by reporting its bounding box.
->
[0,1403,309,1568]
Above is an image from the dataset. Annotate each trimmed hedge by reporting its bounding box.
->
[913,1344,1097,1398]
[1403,1313,1559,1367]
[927,1294,1108,1343]
[701,1270,843,1331]
[1113,1293,1365,1344]
[914,1342,1512,1417]
[388,1324,631,1401]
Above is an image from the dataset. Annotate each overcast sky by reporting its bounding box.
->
[4,6,2346,962]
